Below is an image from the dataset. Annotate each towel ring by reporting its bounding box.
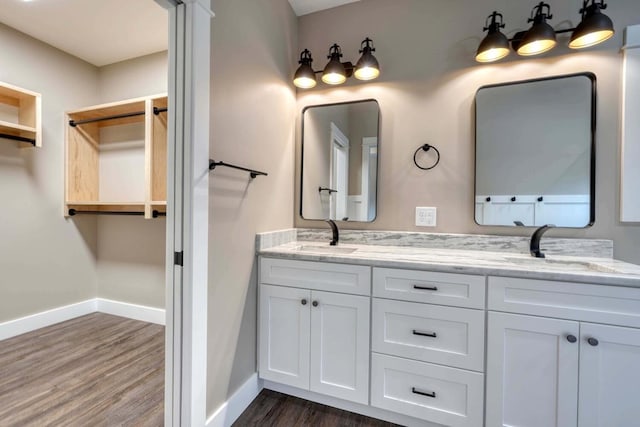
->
[413,144,440,170]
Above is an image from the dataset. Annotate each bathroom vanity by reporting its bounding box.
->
[256,230,640,427]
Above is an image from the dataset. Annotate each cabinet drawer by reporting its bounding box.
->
[372,299,485,371]
[488,276,640,328]
[373,268,485,308]
[371,353,484,427]
[260,258,371,296]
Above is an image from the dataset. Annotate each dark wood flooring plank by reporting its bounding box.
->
[233,389,403,427]
[0,313,164,426]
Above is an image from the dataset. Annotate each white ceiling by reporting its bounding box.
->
[288,0,361,16]
[0,0,168,67]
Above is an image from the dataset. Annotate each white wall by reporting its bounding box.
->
[207,0,297,417]
[296,0,640,264]
[0,24,99,322]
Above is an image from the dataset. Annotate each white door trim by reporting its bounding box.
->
[159,0,213,426]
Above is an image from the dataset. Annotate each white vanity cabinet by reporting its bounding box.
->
[370,268,486,427]
[486,276,640,427]
[258,259,371,405]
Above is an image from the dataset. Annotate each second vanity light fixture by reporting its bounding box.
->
[476,0,615,63]
[293,37,380,89]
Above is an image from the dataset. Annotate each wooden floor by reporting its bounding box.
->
[0,313,164,427]
[233,389,402,427]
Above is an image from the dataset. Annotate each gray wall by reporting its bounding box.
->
[295,0,640,264]
[207,0,297,417]
[0,23,99,322]
[95,52,168,309]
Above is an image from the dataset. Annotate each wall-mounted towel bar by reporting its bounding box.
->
[318,187,338,194]
[209,160,268,179]
[68,209,166,218]
[153,107,168,115]
[69,111,146,127]
[0,132,36,145]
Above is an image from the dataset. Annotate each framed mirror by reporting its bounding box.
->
[300,99,380,222]
[474,73,595,228]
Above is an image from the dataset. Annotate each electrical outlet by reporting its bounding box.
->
[416,207,437,227]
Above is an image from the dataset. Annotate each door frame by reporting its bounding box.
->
[329,122,349,221]
[155,0,213,426]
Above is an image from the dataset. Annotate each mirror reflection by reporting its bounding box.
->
[301,100,379,222]
[475,73,595,228]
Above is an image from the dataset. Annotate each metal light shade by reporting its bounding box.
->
[476,30,510,63]
[517,21,557,56]
[293,63,317,89]
[354,38,380,80]
[322,44,347,85]
[569,8,614,49]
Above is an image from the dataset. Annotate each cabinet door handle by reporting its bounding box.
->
[566,334,577,343]
[312,301,319,307]
[587,337,599,346]
[413,285,438,291]
[301,299,307,305]
[413,329,437,338]
[412,387,436,398]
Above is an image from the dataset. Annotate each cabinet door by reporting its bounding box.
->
[486,312,579,427]
[578,323,640,427]
[309,290,370,405]
[258,284,310,389]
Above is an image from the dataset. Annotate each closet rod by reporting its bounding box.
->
[153,107,168,115]
[69,110,146,127]
[68,209,166,218]
[0,133,36,145]
[209,160,268,179]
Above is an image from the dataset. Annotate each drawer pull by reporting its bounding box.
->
[412,329,437,338]
[413,285,438,291]
[587,337,599,346]
[412,387,436,398]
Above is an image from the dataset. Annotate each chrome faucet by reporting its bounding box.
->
[530,224,555,258]
[325,220,339,246]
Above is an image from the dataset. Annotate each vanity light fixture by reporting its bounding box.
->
[476,11,511,63]
[354,38,380,80]
[293,37,380,89]
[293,49,317,89]
[569,0,615,49]
[322,44,348,85]
[476,0,614,63]
[517,2,557,56]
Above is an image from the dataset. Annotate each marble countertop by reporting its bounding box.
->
[259,241,640,288]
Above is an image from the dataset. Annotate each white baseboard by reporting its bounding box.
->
[97,298,165,325]
[206,373,263,427]
[0,299,97,341]
[263,380,440,427]
[0,298,166,341]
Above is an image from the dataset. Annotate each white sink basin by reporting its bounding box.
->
[294,244,358,254]
[504,256,622,274]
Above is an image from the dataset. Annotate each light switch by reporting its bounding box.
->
[416,207,437,227]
